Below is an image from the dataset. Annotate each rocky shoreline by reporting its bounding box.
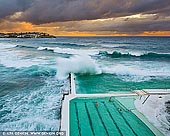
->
[165,100,170,125]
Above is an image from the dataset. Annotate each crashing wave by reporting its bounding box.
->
[37,46,98,55]
[56,54,101,79]
[98,51,170,60]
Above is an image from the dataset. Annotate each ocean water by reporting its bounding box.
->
[0,37,170,131]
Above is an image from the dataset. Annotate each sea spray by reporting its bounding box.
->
[56,55,101,79]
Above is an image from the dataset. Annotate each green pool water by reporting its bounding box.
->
[75,73,170,94]
[70,97,157,136]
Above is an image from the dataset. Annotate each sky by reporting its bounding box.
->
[0,0,170,36]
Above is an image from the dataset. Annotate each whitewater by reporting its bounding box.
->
[0,37,170,135]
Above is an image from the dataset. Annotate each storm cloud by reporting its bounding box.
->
[0,0,33,19]
[50,15,170,34]
[0,0,169,23]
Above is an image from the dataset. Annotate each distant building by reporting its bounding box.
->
[0,32,56,38]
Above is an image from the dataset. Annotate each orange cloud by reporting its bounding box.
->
[0,21,33,33]
[1,20,170,36]
[141,31,170,36]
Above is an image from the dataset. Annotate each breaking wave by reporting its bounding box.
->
[37,46,98,55]
[55,54,170,81]
[56,55,101,79]
[98,51,170,60]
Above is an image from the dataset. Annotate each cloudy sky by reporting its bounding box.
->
[0,0,170,36]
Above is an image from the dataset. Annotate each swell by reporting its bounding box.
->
[98,51,170,60]
[19,65,56,77]
[16,45,54,53]
[16,45,36,49]
[15,45,95,55]
[43,42,86,47]
[37,46,98,55]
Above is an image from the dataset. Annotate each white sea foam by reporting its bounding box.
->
[101,62,170,82]
[0,45,51,68]
[0,78,66,131]
[135,95,170,136]
[0,117,59,131]
[56,55,102,79]
[37,46,99,55]
[0,52,48,68]
[102,64,146,75]
[0,42,17,49]
[101,64,150,82]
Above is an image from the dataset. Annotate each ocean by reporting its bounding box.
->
[0,37,170,132]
